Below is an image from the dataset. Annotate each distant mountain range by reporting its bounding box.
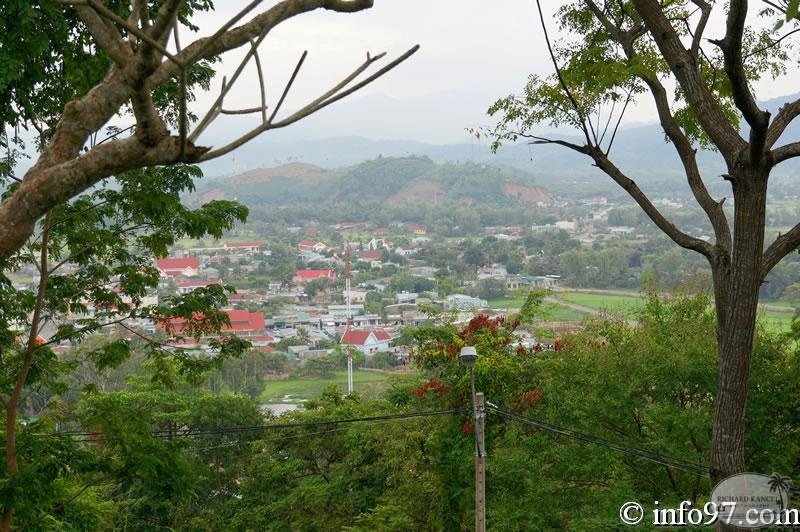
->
[196,92,800,200]
[190,156,554,208]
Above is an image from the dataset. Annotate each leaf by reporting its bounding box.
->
[90,338,132,371]
[787,0,800,21]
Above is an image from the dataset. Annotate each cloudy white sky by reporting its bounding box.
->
[185,1,575,145]
[181,0,798,147]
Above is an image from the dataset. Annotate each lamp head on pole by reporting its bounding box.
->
[460,346,478,367]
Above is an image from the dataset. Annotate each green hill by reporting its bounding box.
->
[192,156,554,208]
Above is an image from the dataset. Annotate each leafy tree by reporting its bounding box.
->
[301,357,339,379]
[462,243,487,268]
[473,278,507,301]
[0,165,249,529]
[0,0,416,260]
[304,278,330,298]
[389,274,436,294]
[486,0,800,482]
[75,374,265,530]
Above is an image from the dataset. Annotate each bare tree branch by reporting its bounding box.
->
[586,0,731,253]
[199,45,419,161]
[771,141,800,164]
[0,0,398,262]
[689,0,712,59]
[587,147,716,259]
[632,0,746,166]
[74,4,132,65]
[537,0,595,146]
[761,222,800,280]
[84,0,182,66]
[524,133,715,259]
[767,98,800,148]
[189,28,273,143]
[251,39,268,124]
[711,0,770,162]
[268,50,308,124]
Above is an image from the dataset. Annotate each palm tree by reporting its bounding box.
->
[768,473,792,511]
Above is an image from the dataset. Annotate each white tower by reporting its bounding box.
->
[345,242,353,394]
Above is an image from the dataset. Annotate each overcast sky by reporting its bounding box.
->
[179,0,800,147]
[185,1,574,145]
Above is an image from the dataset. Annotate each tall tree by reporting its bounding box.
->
[485,1,800,486]
[0,164,249,530]
[0,0,417,260]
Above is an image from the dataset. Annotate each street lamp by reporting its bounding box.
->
[460,346,478,434]
[460,346,485,532]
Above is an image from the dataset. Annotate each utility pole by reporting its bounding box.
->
[475,392,486,532]
[460,346,486,532]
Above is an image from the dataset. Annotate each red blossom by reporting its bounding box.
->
[522,388,542,407]
[462,421,474,436]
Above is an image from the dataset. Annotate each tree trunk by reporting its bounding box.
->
[710,170,768,485]
[2,398,20,532]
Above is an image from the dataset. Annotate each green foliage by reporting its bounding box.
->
[299,356,340,379]
[7,293,798,529]
[388,273,436,294]
[0,163,252,525]
[0,1,216,175]
[484,2,789,151]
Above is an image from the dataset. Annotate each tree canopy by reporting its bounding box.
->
[485,0,800,486]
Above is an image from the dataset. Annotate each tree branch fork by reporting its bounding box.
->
[0,0,418,261]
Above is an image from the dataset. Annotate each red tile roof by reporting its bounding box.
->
[163,309,265,334]
[295,269,336,280]
[341,329,372,345]
[372,329,391,341]
[359,251,383,261]
[341,328,392,345]
[156,257,199,271]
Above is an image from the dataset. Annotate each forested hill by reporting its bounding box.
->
[189,156,554,208]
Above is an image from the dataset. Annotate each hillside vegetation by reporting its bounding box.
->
[191,156,553,208]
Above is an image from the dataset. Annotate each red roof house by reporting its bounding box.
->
[340,328,392,355]
[223,242,264,252]
[359,250,383,261]
[298,240,328,253]
[294,269,337,285]
[162,309,265,338]
[156,257,200,277]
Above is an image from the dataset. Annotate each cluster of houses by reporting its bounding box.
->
[27,212,595,363]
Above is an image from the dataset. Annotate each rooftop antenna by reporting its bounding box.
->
[345,240,353,394]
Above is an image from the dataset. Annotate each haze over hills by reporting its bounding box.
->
[190,156,554,208]
[197,91,800,199]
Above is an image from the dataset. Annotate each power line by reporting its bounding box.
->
[488,406,709,476]
[44,408,470,443]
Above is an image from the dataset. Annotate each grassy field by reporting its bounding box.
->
[555,292,647,313]
[758,310,797,333]
[487,299,589,322]
[260,369,397,404]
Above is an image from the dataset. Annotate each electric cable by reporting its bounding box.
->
[488,406,709,476]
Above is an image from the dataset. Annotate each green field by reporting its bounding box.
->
[487,300,588,322]
[541,304,589,321]
[555,292,647,313]
[758,310,797,333]
[260,369,396,404]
